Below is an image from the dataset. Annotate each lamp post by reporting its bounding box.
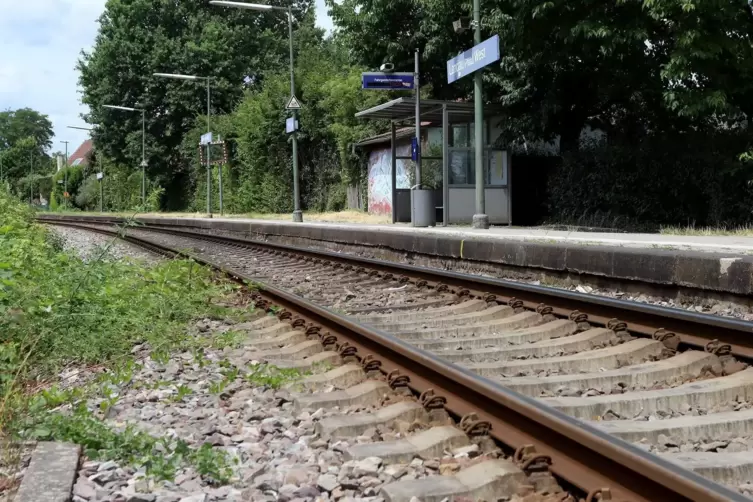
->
[29,150,33,205]
[154,73,218,216]
[103,104,147,206]
[210,0,302,222]
[68,125,103,212]
[471,0,488,229]
[60,141,69,209]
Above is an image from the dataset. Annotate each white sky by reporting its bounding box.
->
[0,0,333,155]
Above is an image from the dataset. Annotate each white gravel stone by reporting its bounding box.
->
[46,225,160,263]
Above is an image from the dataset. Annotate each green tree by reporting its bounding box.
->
[327,0,753,148]
[226,29,387,213]
[631,0,753,116]
[78,0,313,210]
[0,109,54,200]
[0,108,54,152]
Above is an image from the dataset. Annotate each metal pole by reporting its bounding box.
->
[210,79,223,216]
[391,122,397,224]
[414,49,421,188]
[472,0,488,229]
[99,149,104,212]
[413,49,422,227]
[29,151,33,205]
[206,82,212,217]
[289,7,302,222]
[141,111,146,206]
[442,104,449,227]
[62,141,69,209]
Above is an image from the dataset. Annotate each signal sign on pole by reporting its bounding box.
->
[199,141,230,166]
[286,96,302,110]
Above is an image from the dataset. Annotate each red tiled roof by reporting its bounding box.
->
[68,139,93,167]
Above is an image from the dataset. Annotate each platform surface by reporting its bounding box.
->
[152,216,753,254]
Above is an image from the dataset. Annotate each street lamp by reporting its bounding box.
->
[68,125,105,212]
[154,72,219,216]
[29,150,33,205]
[210,0,303,222]
[471,0,488,228]
[60,141,69,210]
[103,104,147,206]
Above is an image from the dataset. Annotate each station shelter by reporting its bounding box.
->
[354,97,511,226]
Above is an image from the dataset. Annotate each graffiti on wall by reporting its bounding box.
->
[367,144,410,215]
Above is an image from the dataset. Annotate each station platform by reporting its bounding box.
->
[39,214,753,297]
[212,219,750,253]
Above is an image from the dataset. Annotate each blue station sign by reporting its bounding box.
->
[447,35,501,84]
[362,72,415,90]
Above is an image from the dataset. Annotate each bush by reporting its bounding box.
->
[0,189,223,395]
[547,132,753,229]
[75,175,100,209]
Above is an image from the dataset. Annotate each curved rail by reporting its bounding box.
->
[40,216,752,501]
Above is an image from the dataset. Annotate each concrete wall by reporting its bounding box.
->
[448,187,509,224]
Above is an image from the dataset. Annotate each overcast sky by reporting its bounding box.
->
[0,0,334,155]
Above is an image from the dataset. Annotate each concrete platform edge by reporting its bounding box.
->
[37,214,753,296]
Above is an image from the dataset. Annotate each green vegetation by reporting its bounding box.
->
[0,108,55,204]
[5,0,753,226]
[0,190,244,482]
[244,363,308,390]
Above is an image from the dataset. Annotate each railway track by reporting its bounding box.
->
[39,215,753,501]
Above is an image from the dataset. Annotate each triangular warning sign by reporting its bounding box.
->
[286,95,302,110]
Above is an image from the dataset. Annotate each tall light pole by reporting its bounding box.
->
[103,104,147,207]
[29,150,33,205]
[154,73,218,216]
[210,0,302,222]
[68,125,103,212]
[60,141,69,210]
[471,0,488,229]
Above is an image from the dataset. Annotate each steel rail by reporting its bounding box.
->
[38,215,753,359]
[41,217,750,502]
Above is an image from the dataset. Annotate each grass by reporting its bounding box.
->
[659,225,753,237]
[55,209,392,225]
[0,190,254,484]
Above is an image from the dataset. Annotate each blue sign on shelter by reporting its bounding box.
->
[411,137,419,161]
[447,35,501,84]
[362,72,415,90]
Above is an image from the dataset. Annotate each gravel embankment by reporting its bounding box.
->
[66,318,473,502]
[46,225,160,264]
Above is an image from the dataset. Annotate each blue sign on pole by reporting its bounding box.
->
[447,35,501,84]
[285,117,298,134]
[411,137,419,161]
[362,72,415,90]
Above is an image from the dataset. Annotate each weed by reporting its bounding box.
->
[14,406,234,484]
[207,379,228,396]
[0,191,235,485]
[207,330,245,350]
[244,364,308,390]
[267,305,282,316]
[191,348,208,369]
[150,349,170,365]
[172,384,192,402]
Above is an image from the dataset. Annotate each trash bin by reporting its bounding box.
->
[411,187,436,227]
